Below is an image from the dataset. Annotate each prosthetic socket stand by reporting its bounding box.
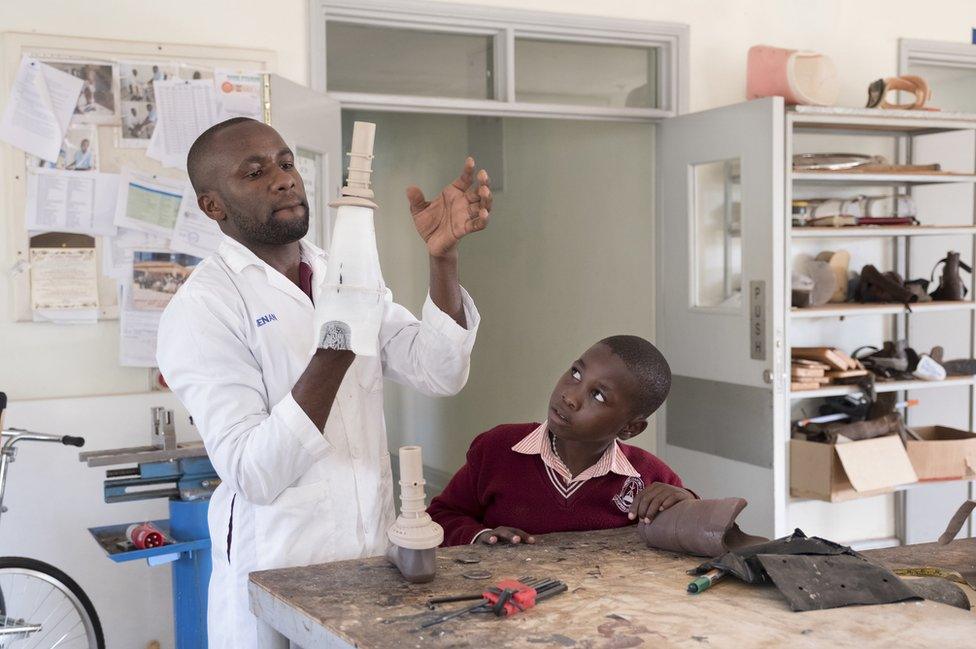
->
[314,121,387,356]
[387,446,443,583]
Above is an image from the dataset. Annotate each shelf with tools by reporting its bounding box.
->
[789,475,976,505]
[792,171,976,186]
[782,106,976,537]
[659,100,976,544]
[790,105,976,135]
[792,225,976,238]
[790,300,976,318]
[789,375,976,400]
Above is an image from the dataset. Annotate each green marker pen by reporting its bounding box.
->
[687,568,726,594]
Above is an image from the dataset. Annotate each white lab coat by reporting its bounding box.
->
[156,235,479,649]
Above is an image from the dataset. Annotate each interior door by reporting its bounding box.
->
[655,97,785,536]
[267,74,343,249]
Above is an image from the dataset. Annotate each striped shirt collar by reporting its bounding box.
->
[512,422,640,485]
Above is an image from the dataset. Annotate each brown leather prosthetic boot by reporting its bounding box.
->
[857,264,914,305]
[930,251,971,301]
[637,498,769,557]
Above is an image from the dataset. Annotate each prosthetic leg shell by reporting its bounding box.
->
[637,497,768,557]
[314,205,387,356]
[747,45,839,106]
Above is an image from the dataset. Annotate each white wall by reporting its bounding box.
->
[0,0,307,82]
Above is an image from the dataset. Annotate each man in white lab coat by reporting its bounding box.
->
[156,118,490,649]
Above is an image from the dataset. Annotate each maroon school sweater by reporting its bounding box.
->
[427,423,686,546]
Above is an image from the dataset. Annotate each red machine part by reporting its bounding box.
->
[126,523,165,549]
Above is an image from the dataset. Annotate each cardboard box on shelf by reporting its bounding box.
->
[790,436,918,502]
[906,426,976,481]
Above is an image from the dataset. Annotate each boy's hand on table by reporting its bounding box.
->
[475,526,536,546]
[628,483,695,524]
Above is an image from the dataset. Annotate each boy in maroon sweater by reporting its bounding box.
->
[428,335,694,546]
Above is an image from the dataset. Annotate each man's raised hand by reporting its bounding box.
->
[406,157,492,258]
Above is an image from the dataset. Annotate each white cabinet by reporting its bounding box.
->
[657,99,976,544]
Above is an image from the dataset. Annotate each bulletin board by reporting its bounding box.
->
[1,32,277,323]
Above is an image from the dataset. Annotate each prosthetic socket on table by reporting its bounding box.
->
[313,121,387,356]
[637,497,768,557]
[387,446,444,583]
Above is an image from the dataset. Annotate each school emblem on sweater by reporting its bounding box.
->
[613,476,644,512]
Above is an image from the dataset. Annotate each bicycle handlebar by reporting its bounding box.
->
[2,428,86,448]
[0,393,86,448]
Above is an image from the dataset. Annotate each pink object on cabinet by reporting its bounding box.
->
[747,45,839,106]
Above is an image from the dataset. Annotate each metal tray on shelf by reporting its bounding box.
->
[88,519,209,564]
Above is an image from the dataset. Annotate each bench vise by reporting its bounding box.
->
[79,407,219,503]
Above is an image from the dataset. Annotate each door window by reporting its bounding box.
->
[692,159,742,309]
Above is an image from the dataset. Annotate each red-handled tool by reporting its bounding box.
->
[483,579,540,616]
[421,577,567,628]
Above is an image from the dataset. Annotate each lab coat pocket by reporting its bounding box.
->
[255,480,332,570]
[355,355,383,393]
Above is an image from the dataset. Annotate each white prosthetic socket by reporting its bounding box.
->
[387,445,443,583]
[313,121,387,356]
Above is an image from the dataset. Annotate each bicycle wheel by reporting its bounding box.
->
[0,557,104,649]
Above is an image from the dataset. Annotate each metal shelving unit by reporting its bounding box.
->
[790,301,976,318]
[791,375,976,400]
[792,225,976,238]
[656,99,976,545]
[793,171,976,186]
[785,106,976,545]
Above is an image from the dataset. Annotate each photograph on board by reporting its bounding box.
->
[119,62,175,146]
[43,60,118,123]
[179,64,213,80]
[131,251,202,310]
[27,123,99,171]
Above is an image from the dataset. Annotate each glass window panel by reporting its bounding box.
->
[515,38,658,108]
[326,23,494,100]
[906,63,976,113]
[693,159,742,308]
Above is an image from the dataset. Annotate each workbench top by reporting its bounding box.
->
[249,527,976,648]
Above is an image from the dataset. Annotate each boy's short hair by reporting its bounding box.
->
[599,335,671,418]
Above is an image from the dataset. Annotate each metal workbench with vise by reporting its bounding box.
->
[248,526,976,648]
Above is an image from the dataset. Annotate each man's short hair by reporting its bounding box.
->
[599,335,672,417]
[186,117,257,194]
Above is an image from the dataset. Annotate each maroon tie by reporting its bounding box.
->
[298,261,314,305]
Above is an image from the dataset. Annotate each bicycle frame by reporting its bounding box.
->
[0,428,65,531]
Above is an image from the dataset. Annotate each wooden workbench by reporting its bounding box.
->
[249,528,976,648]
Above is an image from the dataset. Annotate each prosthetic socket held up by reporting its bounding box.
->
[313,121,387,356]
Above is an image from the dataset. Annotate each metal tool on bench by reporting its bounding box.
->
[421,576,568,628]
[79,407,217,649]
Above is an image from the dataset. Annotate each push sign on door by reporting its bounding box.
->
[749,280,765,361]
